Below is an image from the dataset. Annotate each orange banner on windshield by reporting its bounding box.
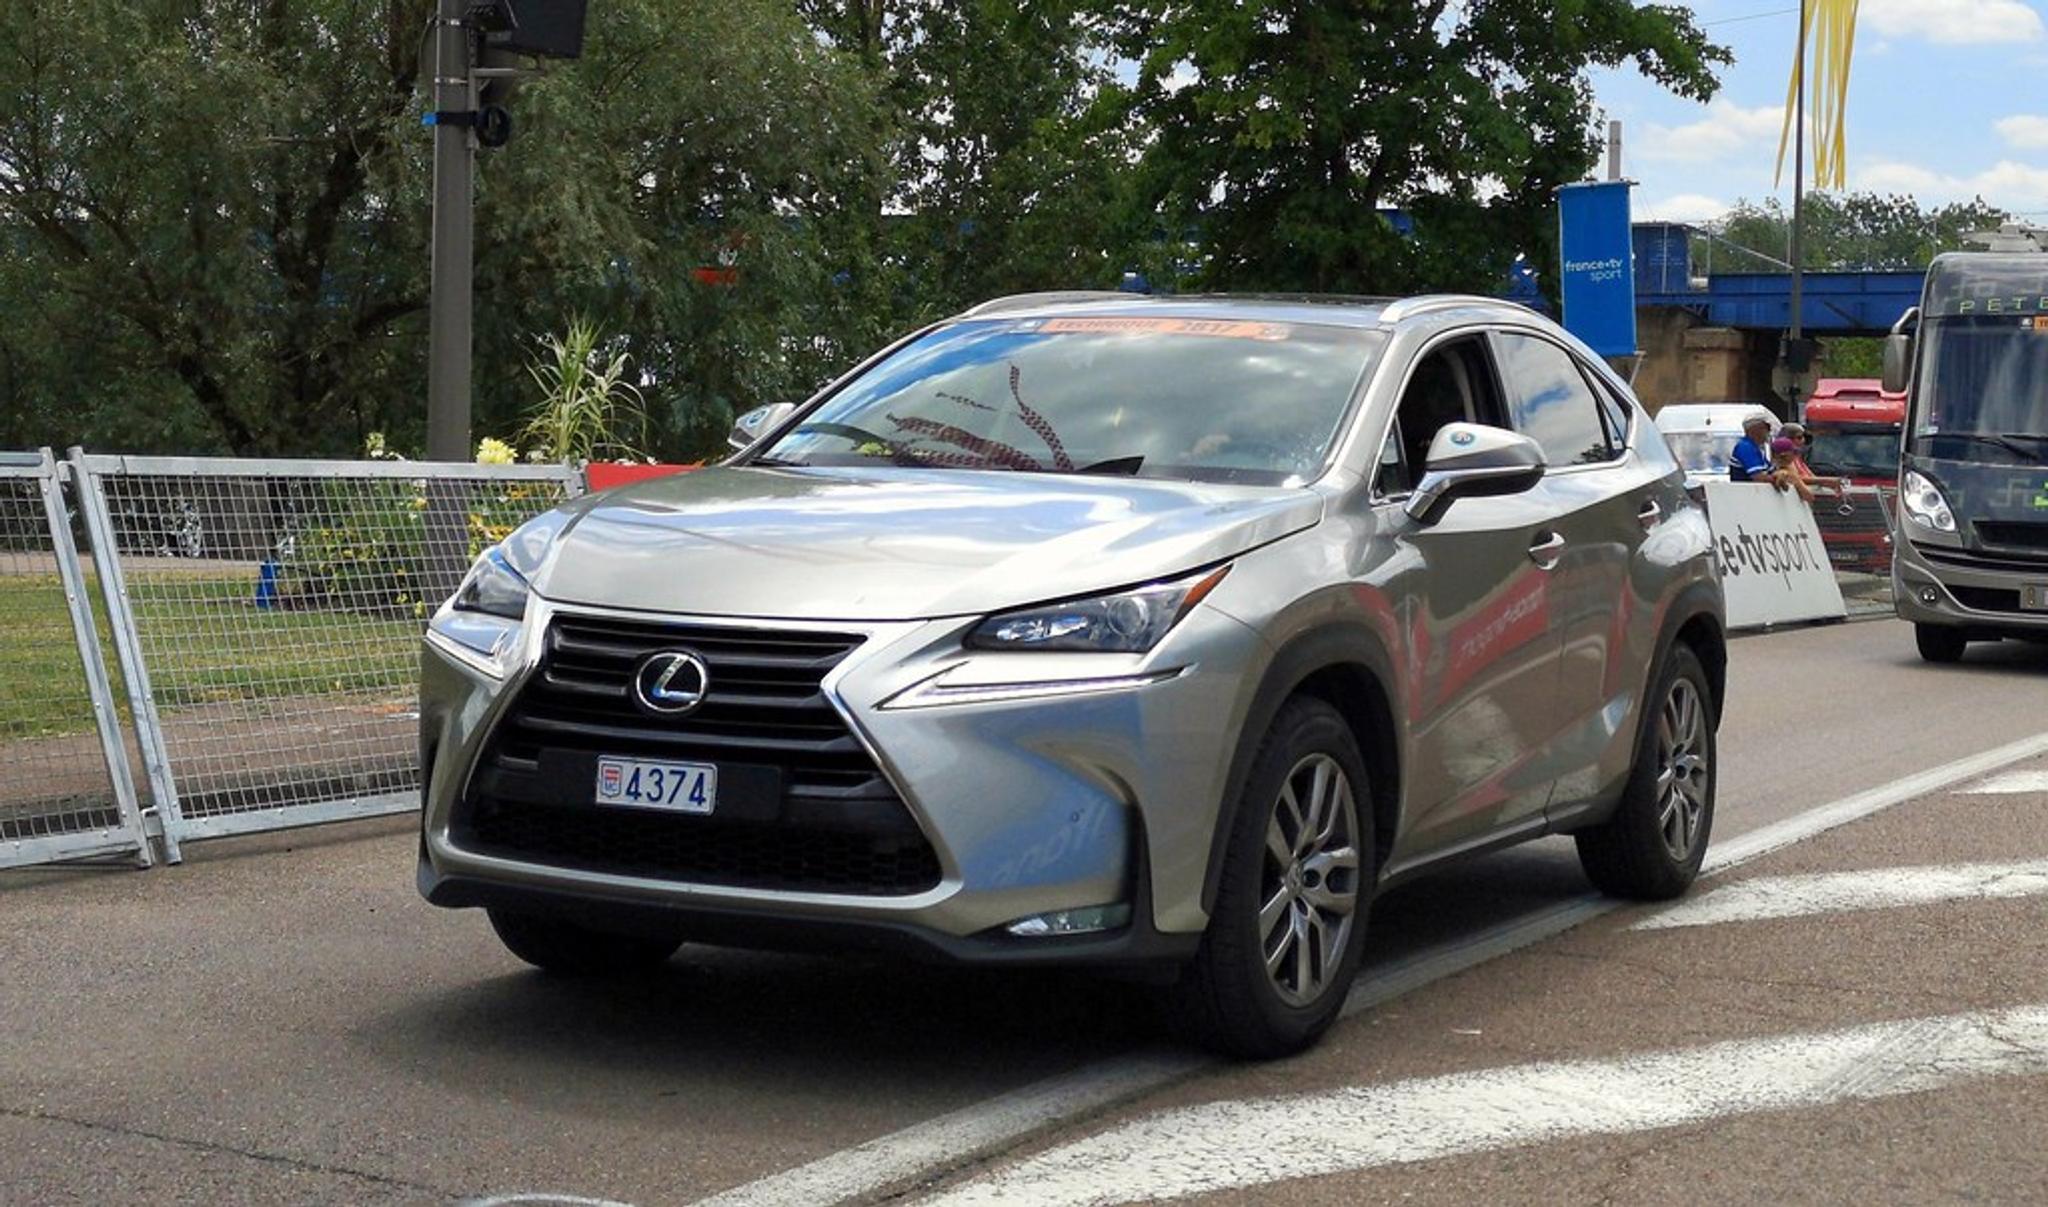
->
[1036,317,1291,341]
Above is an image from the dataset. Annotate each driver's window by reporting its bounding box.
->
[1377,336,1503,496]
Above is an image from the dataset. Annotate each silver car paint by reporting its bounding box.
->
[533,467,1325,621]
[420,296,1720,944]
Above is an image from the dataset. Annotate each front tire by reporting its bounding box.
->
[1915,623,1968,664]
[1168,697,1373,1059]
[487,908,683,976]
[1576,644,1715,901]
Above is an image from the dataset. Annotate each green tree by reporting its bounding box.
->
[0,0,434,455]
[1098,0,1728,297]
[0,0,889,459]
[1704,193,2013,273]
[801,1,1135,313]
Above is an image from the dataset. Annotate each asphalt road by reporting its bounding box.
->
[2,617,2045,1205]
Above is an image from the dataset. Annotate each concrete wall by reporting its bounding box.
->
[1631,306,1785,418]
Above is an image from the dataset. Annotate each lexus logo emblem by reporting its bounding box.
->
[633,651,710,715]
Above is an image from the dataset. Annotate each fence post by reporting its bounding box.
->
[39,450,154,868]
[68,449,185,865]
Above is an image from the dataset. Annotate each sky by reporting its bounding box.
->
[1594,0,2048,224]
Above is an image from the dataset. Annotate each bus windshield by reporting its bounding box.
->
[1911,315,2048,464]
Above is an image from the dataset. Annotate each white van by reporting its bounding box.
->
[1652,403,1778,490]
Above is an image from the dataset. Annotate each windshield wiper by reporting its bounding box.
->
[1073,454,1146,477]
[748,455,811,468]
[1919,433,2047,463]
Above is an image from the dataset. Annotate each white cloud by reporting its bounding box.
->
[1862,0,2043,45]
[1636,101,1786,165]
[1859,157,2048,207]
[1636,194,1732,223]
[1996,114,2048,149]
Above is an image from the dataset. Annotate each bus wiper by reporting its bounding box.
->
[1922,433,2047,463]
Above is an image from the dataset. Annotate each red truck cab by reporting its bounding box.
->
[1803,378,1906,575]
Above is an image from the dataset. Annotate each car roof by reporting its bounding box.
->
[950,291,1542,330]
[1652,403,1777,431]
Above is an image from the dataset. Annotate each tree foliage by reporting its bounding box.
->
[2,1,1732,459]
[1101,0,1727,295]
[1703,192,2014,273]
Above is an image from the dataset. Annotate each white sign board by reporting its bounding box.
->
[1702,481,1848,630]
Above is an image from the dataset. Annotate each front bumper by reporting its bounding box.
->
[418,599,1265,958]
[1892,536,2048,635]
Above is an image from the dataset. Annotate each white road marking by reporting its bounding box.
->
[1636,859,2048,930]
[686,730,2048,1207]
[1702,732,2048,872]
[462,1188,638,1196]
[690,1052,1209,1207]
[918,1005,2048,1207]
[1962,769,2048,795]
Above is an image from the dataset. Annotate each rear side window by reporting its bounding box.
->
[1494,332,1614,467]
[1592,377,1633,449]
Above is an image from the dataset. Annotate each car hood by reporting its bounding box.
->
[535,466,1324,620]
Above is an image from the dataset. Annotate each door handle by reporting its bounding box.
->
[1528,531,1566,569]
[1637,499,1662,530]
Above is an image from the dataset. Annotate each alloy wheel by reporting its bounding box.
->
[1654,678,1710,862]
[1259,753,1362,1007]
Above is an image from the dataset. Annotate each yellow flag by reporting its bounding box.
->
[1775,0,1860,191]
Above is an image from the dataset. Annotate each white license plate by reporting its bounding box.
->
[594,756,716,813]
[2023,584,2048,612]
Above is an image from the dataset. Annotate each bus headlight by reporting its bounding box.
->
[1900,470,1956,533]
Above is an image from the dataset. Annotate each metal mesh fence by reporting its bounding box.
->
[0,452,148,867]
[1816,485,1898,618]
[71,454,580,850]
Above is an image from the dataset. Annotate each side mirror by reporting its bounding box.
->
[727,402,796,452]
[1404,423,1547,525]
[1881,305,1918,395]
[1881,333,1913,395]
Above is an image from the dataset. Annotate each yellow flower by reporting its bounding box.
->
[475,437,517,465]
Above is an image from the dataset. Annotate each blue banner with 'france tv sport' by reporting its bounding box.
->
[1556,180,1636,357]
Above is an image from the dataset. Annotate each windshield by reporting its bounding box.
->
[1910,315,2048,465]
[1806,428,1900,478]
[758,317,1385,485]
[1662,431,1739,476]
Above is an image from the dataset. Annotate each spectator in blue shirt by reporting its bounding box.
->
[1728,416,1775,483]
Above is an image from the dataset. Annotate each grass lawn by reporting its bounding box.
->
[0,575,105,741]
[0,572,422,742]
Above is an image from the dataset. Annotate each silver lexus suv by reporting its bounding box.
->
[419,294,1725,1057]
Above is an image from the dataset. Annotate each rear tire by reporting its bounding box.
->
[487,908,683,976]
[1167,697,1373,1059]
[1915,623,1968,664]
[1576,645,1715,901]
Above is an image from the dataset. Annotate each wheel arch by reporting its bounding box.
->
[1200,622,1403,918]
[1660,584,1727,726]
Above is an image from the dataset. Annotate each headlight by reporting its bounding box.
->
[967,565,1230,653]
[427,548,531,677]
[452,548,529,619]
[1900,470,1956,533]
